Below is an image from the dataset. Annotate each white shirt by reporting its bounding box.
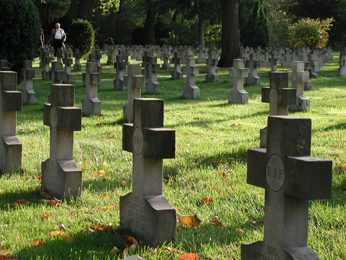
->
[55,29,63,40]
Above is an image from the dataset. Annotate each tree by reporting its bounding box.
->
[0,0,41,74]
[68,19,95,56]
[219,0,240,67]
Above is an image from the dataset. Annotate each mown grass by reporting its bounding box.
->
[0,53,345,259]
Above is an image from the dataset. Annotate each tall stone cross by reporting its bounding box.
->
[242,116,332,260]
[171,52,182,80]
[42,84,82,199]
[183,65,200,100]
[289,61,310,112]
[82,62,102,116]
[63,50,74,83]
[123,75,144,123]
[121,98,176,246]
[245,53,260,85]
[50,61,65,84]
[124,64,142,91]
[0,71,22,173]
[228,59,249,104]
[205,47,219,82]
[42,49,52,80]
[73,49,82,71]
[260,72,296,148]
[22,60,37,104]
[114,55,127,91]
[145,57,160,94]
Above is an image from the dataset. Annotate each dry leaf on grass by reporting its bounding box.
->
[124,234,138,253]
[31,240,44,246]
[236,228,245,235]
[14,199,28,205]
[40,213,52,219]
[161,246,183,255]
[102,161,109,167]
[105,204,115,211]
[340,162,346,168]
[85,226,96,233]
[178,214,202,228]
[0,189,5,194]
[210,216,225,227]
[201,197,214,204]
[179,252,199,260]
[48,231,65,237]
[103,193,110,199]
[36,175,42,180]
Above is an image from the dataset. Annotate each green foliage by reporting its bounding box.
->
[34,0,70,22]
[68,19,95,56]
[288,18,334,48]
[0,0,41,73]
[205,24,221,47]
[161,20,196,46]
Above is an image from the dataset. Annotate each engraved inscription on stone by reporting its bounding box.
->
[133,128,143,155]
[266,155,285,191]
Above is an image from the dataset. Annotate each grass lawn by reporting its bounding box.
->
[0,53,345,259]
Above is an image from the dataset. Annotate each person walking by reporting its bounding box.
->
[51,23,66,57]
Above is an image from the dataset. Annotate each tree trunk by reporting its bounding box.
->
[219,0,241,67]
[143,0,156,45]
[197,13,205,48]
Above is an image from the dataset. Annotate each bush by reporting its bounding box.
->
[205,24,221,48]
[68,19,95,57]
[288,18,334,49]
[0,0,41,73]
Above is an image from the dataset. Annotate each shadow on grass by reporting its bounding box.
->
[83,178,131,193]
[0,189,41,210]
[323,122,346,131]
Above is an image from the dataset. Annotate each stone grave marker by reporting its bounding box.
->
[63,49,74,83]
[42,48,52,80]
[183,64,200,99]
[42,84,82,199]
[228,59,249,104]
[161,47,170,70]
[82,62,101,116]
[245,53,260,85]
[205,47,219,82]
[124,64,142,92]
[73,49,82,71]
[121,98,176,246]
[171,52,182,80]
[260,72,296,147]
[50,61,65,84]
[242,115,332,260]
[0,59,10,71]
[22,60,37,104]
[114,55,127,91]
[123,75,144,123]
[0,71,22,173]
[339,48,346,76]
[145,57,160,94]
[289,61,310,112]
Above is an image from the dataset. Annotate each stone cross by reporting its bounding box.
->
[205,47,219,82]
[270,50,278,72]
[124,75,144,123]
[339,48,346,76]
[73,49,82,71]
[107,46,115,65]
[88,49,102,73]
[50,61,65,84]
[242,115,332,260]
[228,59,249,104]
[183,65,200,99]
[289,61,310,112]
[171,53,182,80]
[42,84,82,199]
[82,62,101,116]
[22,60,37,105]
[145,57,160,94]
[42,48,52,80]
[260,72,296,147]
[114,55,127,91]
[124,64,142,93]
[63,50,74,83]
[0,71,22,173]
[161,47,170,70]
[245,53,260,85]
[121,98,176,246]
[0,59,10,71]
[196,46,206,64]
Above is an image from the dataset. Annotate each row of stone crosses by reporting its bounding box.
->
[0,44,334,259]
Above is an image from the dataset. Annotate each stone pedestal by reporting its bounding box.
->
[228,59,249,104]
[260,72,296,148]
[0,71,22,173]
[183,66,200,99]
[22,60,37,104]
[121,98,176,246]
[289,61,310,112]
[82,62,101,116]
[42,84,82,199]
[242,116,332,260]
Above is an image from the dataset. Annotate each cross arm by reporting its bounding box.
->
[2,90,22,111]
[57,107,81,131]
[122,123,134,153]
[247,148,267,188]
[144,128,175,159]
[284,156,332,200]
[261,88,296,105]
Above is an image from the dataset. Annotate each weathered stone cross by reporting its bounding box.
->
[289,61,310,111]
[121,98,176,245]
[242,116,332,260]
[228,59,249,104]
[42,84,82,199]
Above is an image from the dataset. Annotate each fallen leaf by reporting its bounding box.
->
[210,216,225,227]
[120,180,128,186]
[85,226,96,233]
[236,228,245,235]
[49,200,59,207]
[340,162,346,169]
[0,189,5,194]
[102,161,109,167]
[105,204,115,211]
[179,253,199,260]
[0,249,11,256]
[98,170,106,177]
[161,246,183,254]
[36,175,42,180]
[93,224,106,232]
[216,169,228,179]
[48,231,65,237]
[31,239,44,246]
[124,235,138,253]
[61,235,74,242]
[323,230,337,235]
[41,192,53,200]
[14,199,28,205]
[178,214,201,228]
[59,223,66,231]
[201,197,214,204]
[103,193,110,199]
[40,213,52,219]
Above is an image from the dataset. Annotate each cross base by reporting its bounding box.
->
[0,136,21,173]
[23,89,37,105]
[73,63,81,72]
[42,159,82,199]
[145,81,160,94]
[114,78,124,91]
[183,84,200,99]
[171,69,182,80]
[289,96,310,112]
[120,192,176,246]
[82,98,102,116]
[205,73,219,83]
[245,74,260,85]
[241,241,320,260]
[304,81,312,91]
[228,89,248,104]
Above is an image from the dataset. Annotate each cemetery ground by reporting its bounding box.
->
[0,55,345,259]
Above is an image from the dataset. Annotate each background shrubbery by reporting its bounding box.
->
[68,19,95,57]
